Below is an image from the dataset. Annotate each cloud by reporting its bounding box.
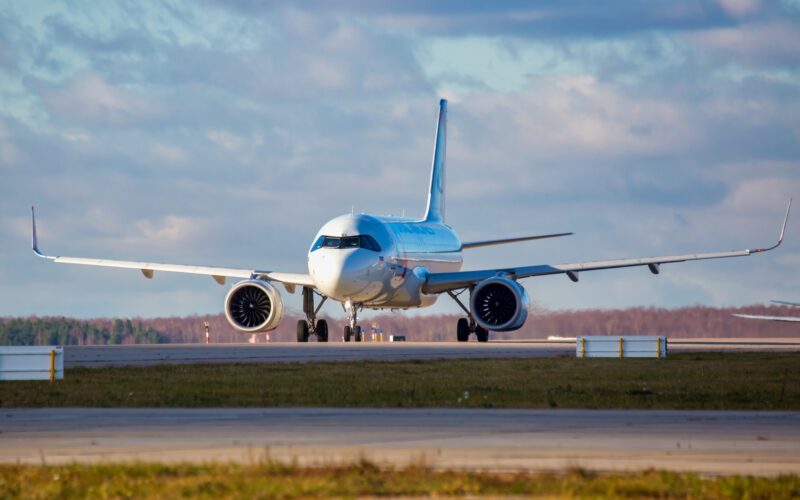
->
[40,73,165,126]
[0,1,797,318]
[0,119,22,167]
[716,0,762,17]
[150,142,189,166]
[691,21,800,66]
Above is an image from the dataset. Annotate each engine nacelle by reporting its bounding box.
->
[470,277,529,332]
[224,280,284,332]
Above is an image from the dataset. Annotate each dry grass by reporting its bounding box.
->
[1,461,798,499]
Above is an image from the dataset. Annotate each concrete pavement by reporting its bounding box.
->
[3,408,798,475]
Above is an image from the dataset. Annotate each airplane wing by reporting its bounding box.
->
[771,300,800,308]
[461,232,573,250]
[423,199,791,294]
[30,207,314,290]
[733,314,800,323]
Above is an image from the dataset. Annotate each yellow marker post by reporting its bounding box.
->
[580,337,586,358]
[656,337,662,359]
[49,349,56,383]
[618,337,624,358]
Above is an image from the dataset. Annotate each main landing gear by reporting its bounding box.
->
[297,287,329,342]
[342,300,363,342]
[456,317,488,342]
[448,290,489,343]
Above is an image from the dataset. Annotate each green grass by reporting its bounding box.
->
[1,462,798,499]
[1,352,798,409]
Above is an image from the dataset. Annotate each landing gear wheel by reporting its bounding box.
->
[456,318,470,342]
[354,326,363,342]
[296,320,310,342]
[316,319,328,342]
[344,325,352,342]
[475,326,489,343]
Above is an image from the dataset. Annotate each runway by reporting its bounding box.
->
[63,338,800,368]
[3,408,799,475]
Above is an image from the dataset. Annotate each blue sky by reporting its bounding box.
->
[1,0,799,319]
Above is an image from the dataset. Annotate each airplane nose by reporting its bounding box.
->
[309,250,375,299]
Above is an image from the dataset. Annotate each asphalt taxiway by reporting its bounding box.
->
[63,338,800,367]
[3,408,798,475]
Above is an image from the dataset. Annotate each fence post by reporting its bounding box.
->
[49,349,56,383]
[580,337,586,358]
[618,337,624,358]
[656,337,662,358]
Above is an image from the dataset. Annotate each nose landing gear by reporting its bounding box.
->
[297,287,329,342]
[343,300,363,342]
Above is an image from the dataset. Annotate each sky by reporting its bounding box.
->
[1,0,799,320]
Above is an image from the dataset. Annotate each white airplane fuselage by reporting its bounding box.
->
[308,214,463,308]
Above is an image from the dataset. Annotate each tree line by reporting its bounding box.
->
[1,303,797,345]
[0,317,163,346]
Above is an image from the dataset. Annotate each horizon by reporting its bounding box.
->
[2,301,798,322]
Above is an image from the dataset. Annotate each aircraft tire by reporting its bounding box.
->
[456,318,470,342]
[475,326,489,343]
[344,325,352,342]
[296,320,310,342]
[354,326,363,342]
[316,319,328,342]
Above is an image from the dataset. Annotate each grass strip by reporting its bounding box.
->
[1,352,799,409]
[1,461,798,499]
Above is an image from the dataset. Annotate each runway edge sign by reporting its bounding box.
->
[0,346,64,381]
[577,336,667,358]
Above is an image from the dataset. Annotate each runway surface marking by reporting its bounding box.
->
[63,339,800,367]
[3,409,798,475]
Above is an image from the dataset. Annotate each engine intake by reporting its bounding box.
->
[470,277,529,332]
[224,280,284,332]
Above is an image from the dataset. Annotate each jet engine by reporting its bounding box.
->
[470,277,529,332]
[224,280,284,332]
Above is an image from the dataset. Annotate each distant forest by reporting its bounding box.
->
[1,304,798,346]
[0,317,163,346]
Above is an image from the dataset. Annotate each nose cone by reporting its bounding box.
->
[309,249,377,300]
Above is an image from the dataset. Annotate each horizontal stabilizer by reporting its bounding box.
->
[461,232,573,250]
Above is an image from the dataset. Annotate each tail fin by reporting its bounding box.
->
[423,99,447,223]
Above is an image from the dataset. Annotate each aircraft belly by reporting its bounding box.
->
[364,254,461,308]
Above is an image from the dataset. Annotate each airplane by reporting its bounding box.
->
[31,99,793,342]
[733,300,800,322]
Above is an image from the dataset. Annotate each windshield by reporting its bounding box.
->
[311,235,381,252]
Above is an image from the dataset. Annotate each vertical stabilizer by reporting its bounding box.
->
[424,99,447,222]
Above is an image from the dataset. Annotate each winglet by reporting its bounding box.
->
[752,198,791,253]
[31,206,54,259]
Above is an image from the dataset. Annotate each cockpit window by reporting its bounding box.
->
[311,235,381,252]
[322,237,341,248]
[342,236,360,248]
[359,235,381,251]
